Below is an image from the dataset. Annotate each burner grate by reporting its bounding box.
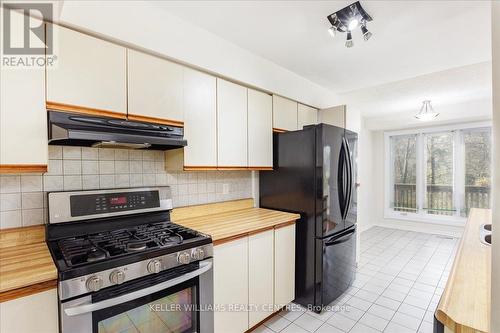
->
[57,222,199,267]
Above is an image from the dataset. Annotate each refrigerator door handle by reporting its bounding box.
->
[337,142,346,220]
[343,138,353,221]
[324,227,356,246]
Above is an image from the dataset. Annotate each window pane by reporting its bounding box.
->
[425,132,454,216]
[463,129,491,217]
[391,135,417,212]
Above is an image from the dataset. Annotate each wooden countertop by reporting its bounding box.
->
[435,208,491,333]
[0,226,57,302]
[173,199,300,245]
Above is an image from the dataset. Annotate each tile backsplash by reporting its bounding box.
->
[0,146,253,229]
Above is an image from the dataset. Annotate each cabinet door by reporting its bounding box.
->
[214,237,249,332]
[297,103,318,130]
[183,68,217,168]
[248,229,274,327]
[248,89,272,168]
[273,95,297,131]
[274,224,296,308]
[0,289,58,333]
[318,105,346,128]
[127,50,183,125]
[46,25,127,116]
[0,12,47,172]
[217,79,248,167]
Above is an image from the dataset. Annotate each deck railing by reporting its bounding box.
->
[393,184,491,216]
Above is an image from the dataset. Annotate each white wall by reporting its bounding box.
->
[54,0,338,109]
[490,2,500,332]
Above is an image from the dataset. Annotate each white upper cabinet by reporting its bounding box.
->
[318,105,346,128]
[217,79,248,167]
[273,95,298,131]
[248,230,274,327]
[183,68,217,168]
[297,103,318,130]
[248,89,273,168]
[214,237,249,333]
[46,25,127,115]
[274,224,296,308]
[0,12,47,171]
[127,50,183,124]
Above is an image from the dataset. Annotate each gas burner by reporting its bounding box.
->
[86,248,107,262]
[126,241,147,252]
[56,221,201,268]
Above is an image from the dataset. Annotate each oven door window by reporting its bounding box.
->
[93,279,198,333]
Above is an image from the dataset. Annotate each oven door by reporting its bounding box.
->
[60,259,213,333]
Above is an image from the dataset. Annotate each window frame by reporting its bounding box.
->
[384,121,491,226]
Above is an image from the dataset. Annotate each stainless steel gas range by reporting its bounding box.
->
[46,187,213,333]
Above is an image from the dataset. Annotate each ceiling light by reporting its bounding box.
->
[345,32,353,48]
[348,18,359,31]
[328,26,337,38]
[415,100,439,121]
[361,24,372,41]
[326,1,373,48]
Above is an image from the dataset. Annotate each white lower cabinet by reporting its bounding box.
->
[213,224,296,332]
[248,230,274,327]
[214,237,249,333]
[0,289,58,333]
[274,224,296,308]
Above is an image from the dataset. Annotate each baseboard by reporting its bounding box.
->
[372,220,464,238]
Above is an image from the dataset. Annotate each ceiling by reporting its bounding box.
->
[152,1,491,94]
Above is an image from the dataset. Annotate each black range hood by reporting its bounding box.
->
[48,111,187,150]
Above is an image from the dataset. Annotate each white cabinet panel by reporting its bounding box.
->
[0,289,58,333]
[183,68,217,167]
[214,237,249,333]
[273,95,297,131]
[248,229,274,327]
[248,89,273,168]
[297,103,318,130]
[46,25,127,114]
[274,224,296,308]
[217,79,248,167]
[318,105,346,128]
[0,12,47,169]
[127,50,183,123]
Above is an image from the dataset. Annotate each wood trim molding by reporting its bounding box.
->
[246,308,284,332]
[183,166,218,171]
[0,164,47,174]
[273,128,287,133]
[247,167,273,171]
[127,114,184,127]
[0,280,57,303]
[46,101,127,119]
[274,220,296,229]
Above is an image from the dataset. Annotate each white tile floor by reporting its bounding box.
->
[255,226,459,333]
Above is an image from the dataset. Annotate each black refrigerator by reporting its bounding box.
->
[260,123,357,311]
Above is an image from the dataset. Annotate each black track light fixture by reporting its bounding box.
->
[327,1,373,48]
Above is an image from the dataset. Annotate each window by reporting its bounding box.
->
[385,123,491,224]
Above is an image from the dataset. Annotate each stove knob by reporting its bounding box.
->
[86,275,103,292]
[177,251,191,264]
[109,270,125,285]
[147,259,162,274]
[191,248,205,260]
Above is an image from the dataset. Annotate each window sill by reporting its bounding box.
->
[384,210,466,227]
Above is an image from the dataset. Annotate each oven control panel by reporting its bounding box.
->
[70,190,160,217]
